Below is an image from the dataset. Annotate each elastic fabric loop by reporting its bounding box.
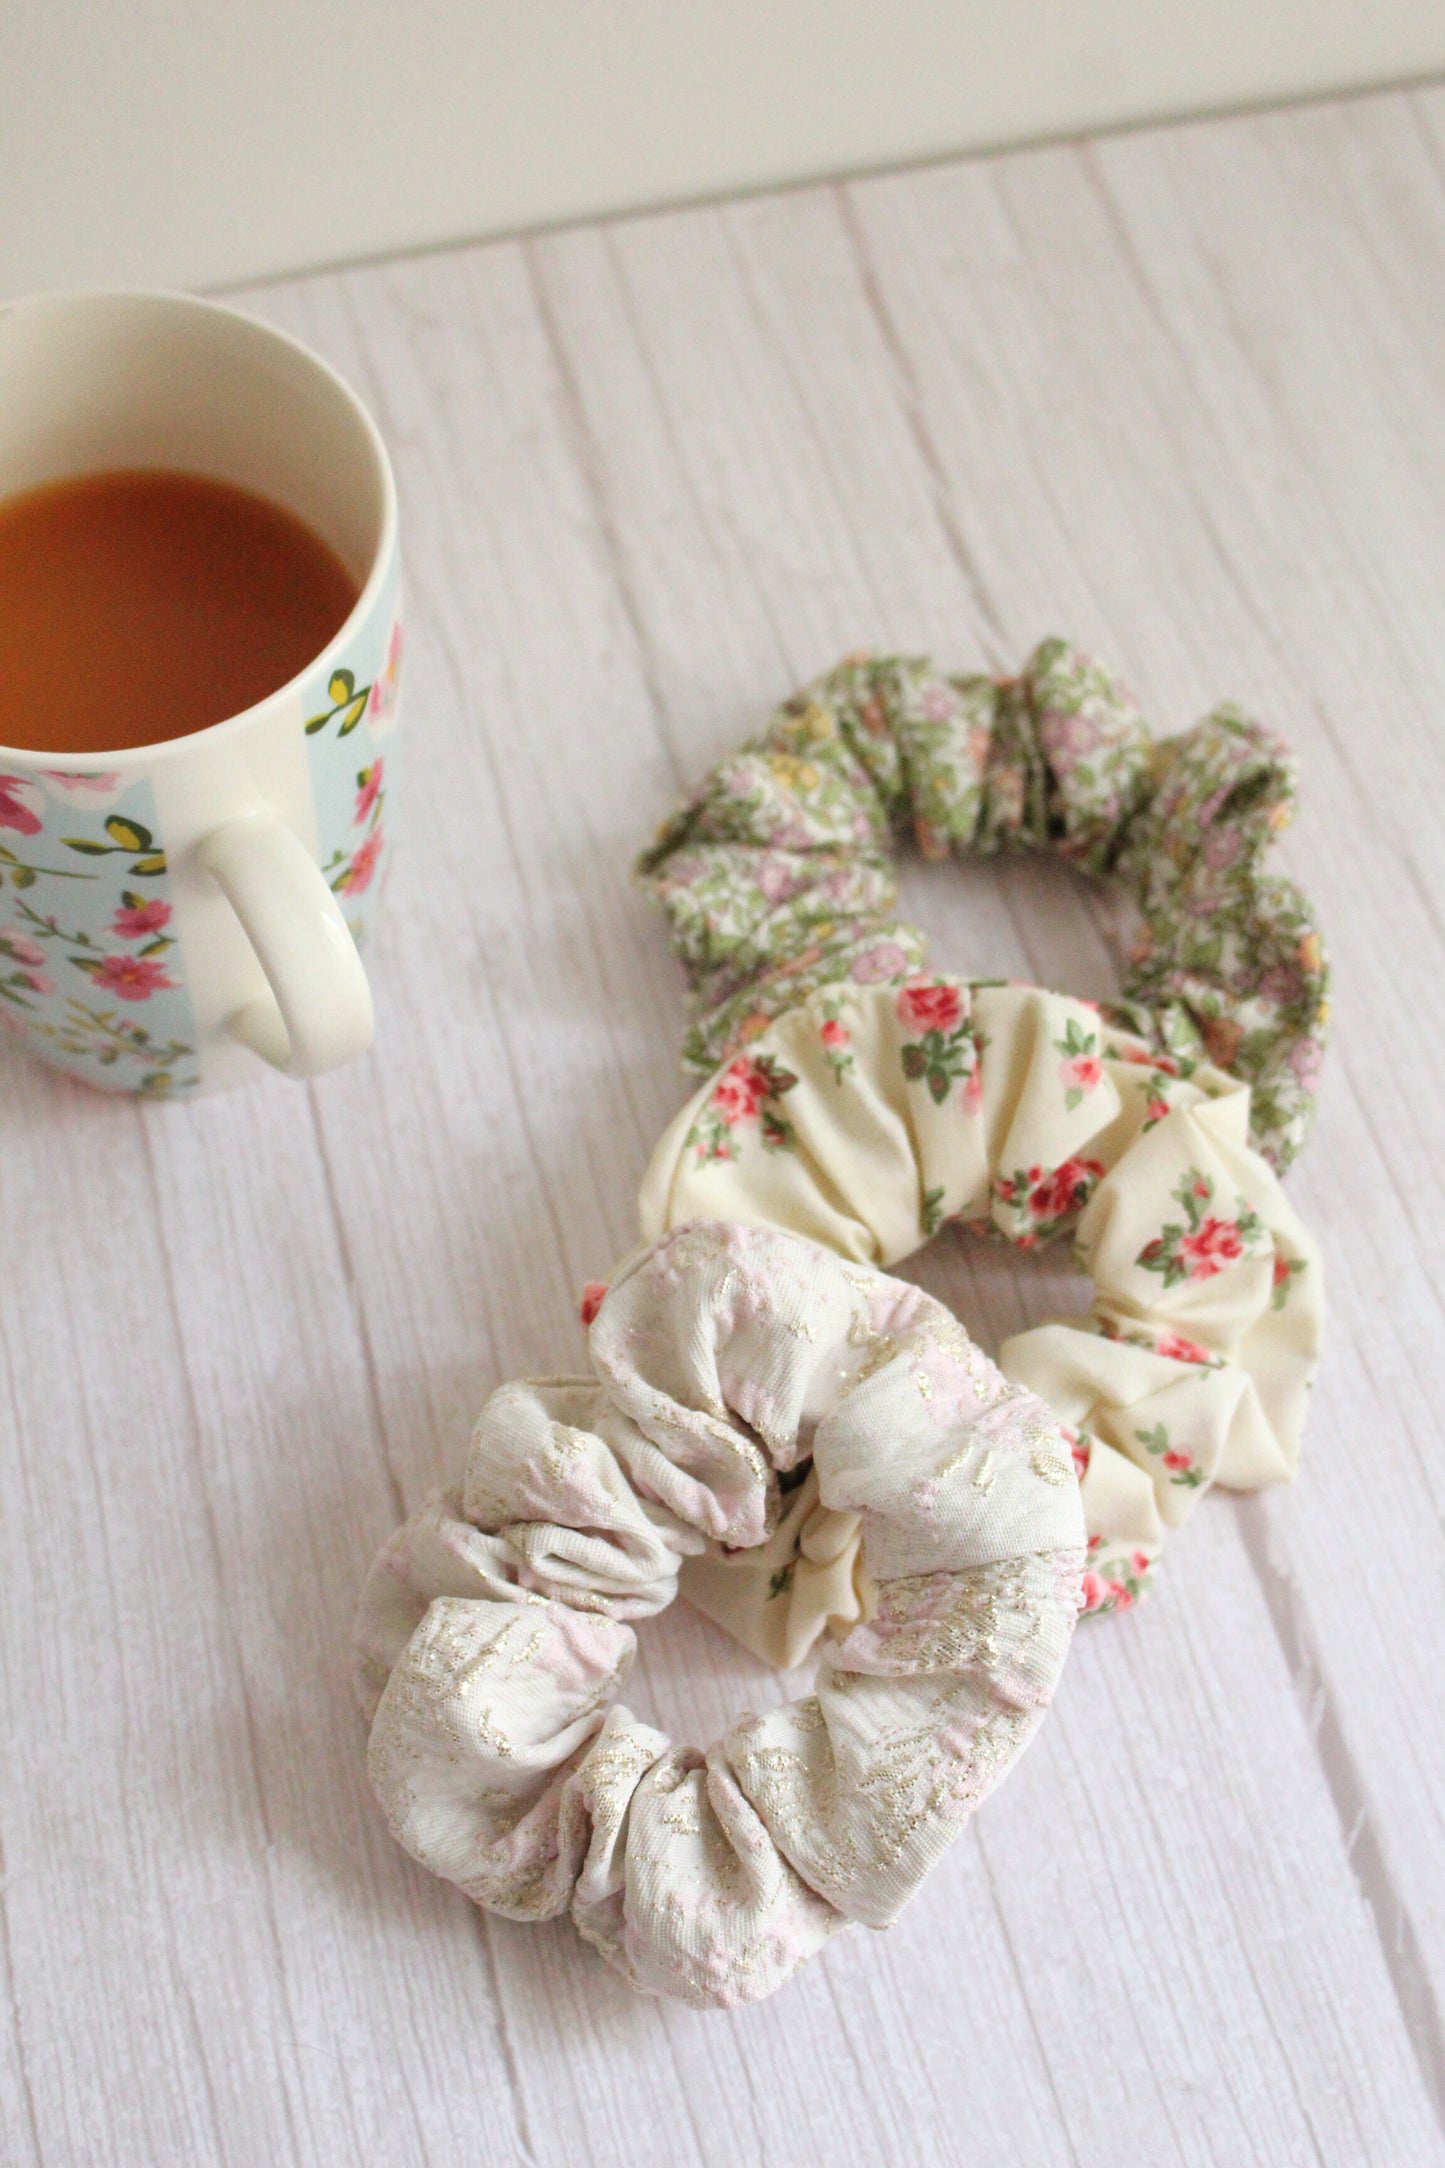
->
[636,640,1327,1171]
[355,1220,1083,2008]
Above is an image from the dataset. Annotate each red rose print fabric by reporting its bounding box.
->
[640,978,1321,1654]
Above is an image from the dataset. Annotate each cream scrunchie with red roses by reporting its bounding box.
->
[638,978,1321,1662]
[355,1220,1083,2009]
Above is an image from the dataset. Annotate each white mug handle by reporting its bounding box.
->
[196,809,374,1078]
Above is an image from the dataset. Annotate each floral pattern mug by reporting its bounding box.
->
[0,291,401,1096]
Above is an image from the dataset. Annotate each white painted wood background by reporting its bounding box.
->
[8,0,1445,295]
[4,80,1445,2168]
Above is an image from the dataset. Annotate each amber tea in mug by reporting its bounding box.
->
[0,289,401,1095]
[0,468,360,756]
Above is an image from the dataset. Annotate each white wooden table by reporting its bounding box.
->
[5,81,1445,2168]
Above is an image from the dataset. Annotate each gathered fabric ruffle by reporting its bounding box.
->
[356,1219,1083,2008]
[636,640,1328,1173]
[639,978,1321,1654]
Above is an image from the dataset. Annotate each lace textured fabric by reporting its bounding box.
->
[356,1221,1084,2008]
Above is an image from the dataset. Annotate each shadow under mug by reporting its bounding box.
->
[0,289,401,1097]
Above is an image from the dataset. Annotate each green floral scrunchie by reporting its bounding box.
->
[636,639,1328,1171]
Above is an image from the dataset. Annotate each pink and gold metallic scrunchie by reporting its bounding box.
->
[355,1220,1084,2009]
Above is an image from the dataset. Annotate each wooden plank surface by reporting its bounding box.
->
[4,80,1445,2168]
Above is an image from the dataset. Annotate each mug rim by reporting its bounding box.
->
[0,286,399,770]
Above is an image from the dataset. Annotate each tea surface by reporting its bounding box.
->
[0,469,360,753]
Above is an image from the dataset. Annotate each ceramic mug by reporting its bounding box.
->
[0,289,401,1096]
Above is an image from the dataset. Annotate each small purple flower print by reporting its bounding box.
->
[1288,1036,1323,1088]
[1204,827,1243,871]
[1040,707,1102,773]
[1259,962,1303,1008]
[850,940,910,984]
[757,855,794,905]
